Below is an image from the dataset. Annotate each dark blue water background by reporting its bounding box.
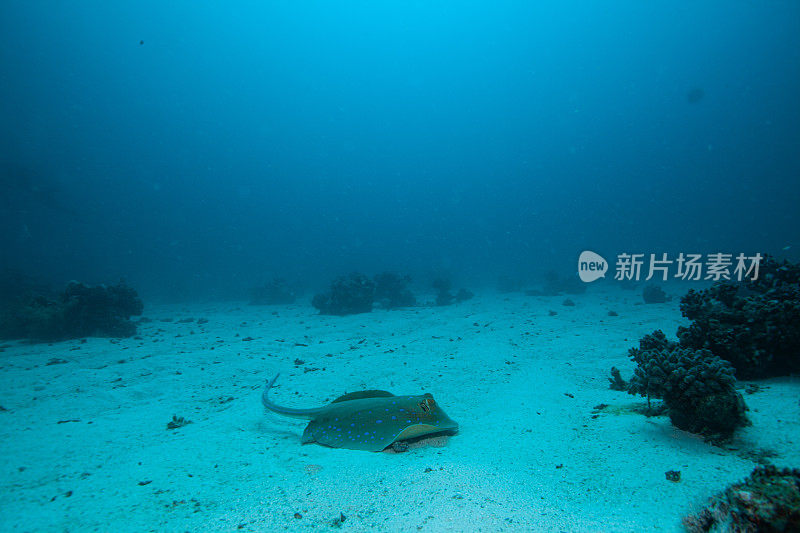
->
[2,2,798,299]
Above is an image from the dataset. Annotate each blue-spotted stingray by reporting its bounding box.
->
[262,374,459,451]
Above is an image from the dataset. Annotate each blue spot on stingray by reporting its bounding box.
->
[391,415,397,420]
[375,420,383,424]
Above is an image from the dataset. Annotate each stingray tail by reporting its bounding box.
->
[262,373,322,420]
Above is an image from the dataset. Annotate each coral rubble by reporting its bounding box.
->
[684,466,800,532]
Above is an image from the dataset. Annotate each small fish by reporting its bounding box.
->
[783,245,792,251]
[262,374,458,451]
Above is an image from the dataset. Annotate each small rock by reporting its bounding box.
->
[330,513,347,528]
[166,415,192,430]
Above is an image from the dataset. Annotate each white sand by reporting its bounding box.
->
[1,287,798,532]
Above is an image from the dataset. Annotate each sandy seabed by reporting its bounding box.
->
[1,287,798,532]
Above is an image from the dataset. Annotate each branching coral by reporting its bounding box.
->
[627,330,748,439]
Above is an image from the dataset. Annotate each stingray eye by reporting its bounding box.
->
[419,401,430,413]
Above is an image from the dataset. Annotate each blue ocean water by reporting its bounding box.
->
[1,2,800,532]
[1,1,797,297]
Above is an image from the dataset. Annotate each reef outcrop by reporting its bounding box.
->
[684,465,800,532]
[677,256,800,379]
[0,280,143,341]
[432,278,473,306]
[373,272,416,309]
[312,273,375,315]
[642,284,668,303]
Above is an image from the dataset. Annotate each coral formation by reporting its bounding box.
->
[432,278,473,306]
[249,278,296,305]
[626,330,748,438]
[455,288,474,302]
[683,465,800,532]
[312,273,375,315]
[373,272,416,309]
[677,256,800,379]
[433,278,455,305]
[642,284,668,304]
[541,270,587,296]
[608,367,627,391]
[0,280,143,341]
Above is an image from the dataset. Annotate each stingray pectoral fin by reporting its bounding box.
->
[331,390,395,403]
[394,424,445,441]
[342,423,453,452]
[301,424,316,444]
